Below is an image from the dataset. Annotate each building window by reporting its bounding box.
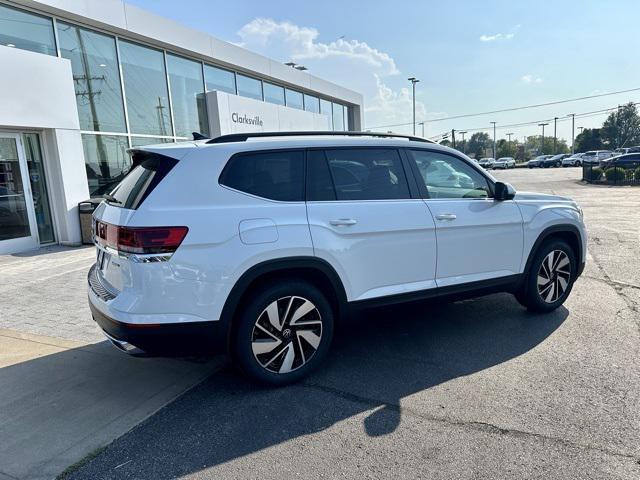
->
[204,64,236,94]
[320,99,333,129]
[57,22,126,133]
[332,103,345,131]
[82,134,130,196]
[263,82,285,105]
[167,53,208,137]
[285,89,304,110]
[304,94,320,113]
[118,40,173,136]
[236,74,262,101]
[130,137,173,147]
[0,3,56,56]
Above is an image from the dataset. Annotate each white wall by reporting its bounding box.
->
[207,91,331,137]
[0,45,79,130]
[0,45,87,247]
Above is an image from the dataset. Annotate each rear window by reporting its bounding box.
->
[219,150,304,201]
[108,152,178,209]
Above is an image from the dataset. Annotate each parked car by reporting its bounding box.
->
[613,147,640,155]
[88,131,587,384]
[599,153,640,169]
[478,157,495,169]
[493,157,516,169]
[562,153,585,167]
[527,155,553,168]
[541,154,571,168]
[582,150,613,165]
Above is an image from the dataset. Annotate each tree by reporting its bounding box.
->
[524,135,569,156]
[600,102,640,149]
[574,128,603,152]
[496,138,519,158]
[439,139,452,148]
[466,132,492,158]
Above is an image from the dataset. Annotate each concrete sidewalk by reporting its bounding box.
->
[0,328,222,480]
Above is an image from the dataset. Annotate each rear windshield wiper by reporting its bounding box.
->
[102,194,122,205]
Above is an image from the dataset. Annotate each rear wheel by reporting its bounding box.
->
[231,281,334,385]
[516,239,576,312]
[575,161,581,167]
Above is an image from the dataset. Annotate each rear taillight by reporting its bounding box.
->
[94,220,188,255]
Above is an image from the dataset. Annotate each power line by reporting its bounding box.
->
[365,87,640,130]
[428,102,640,140]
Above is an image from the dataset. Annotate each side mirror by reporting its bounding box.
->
[494,181,516,201]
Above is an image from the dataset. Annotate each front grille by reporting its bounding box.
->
[88,264,117,302]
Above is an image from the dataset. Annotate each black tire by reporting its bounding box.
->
[555,161,561,167]
[575,161,581,167]
[516,239,577,312]
[231,280,334,385]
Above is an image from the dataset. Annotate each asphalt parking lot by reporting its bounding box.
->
[3,167,640,479]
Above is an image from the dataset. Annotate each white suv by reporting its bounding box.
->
[88,132,587,385]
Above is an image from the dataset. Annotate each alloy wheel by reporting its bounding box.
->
[537,250,571,303]
[251,296,323,374]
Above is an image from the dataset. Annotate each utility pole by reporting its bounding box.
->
[458,131,467,153]
[418,121,425,138]
[567,114,576,153]
[451,129,456,149]
[408,77,419,135]
[538,122,549,154]
[506,132,514,156]
[553,117,558,153]
[490,122,497,158]
[578,126,584,133]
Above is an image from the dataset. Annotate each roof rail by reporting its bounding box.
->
[205,131,435,144]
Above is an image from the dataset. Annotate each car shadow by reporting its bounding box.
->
[64,292,569,479]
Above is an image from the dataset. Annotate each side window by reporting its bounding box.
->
[407,149,491,199]
[306,150,336,201]
[323,148,410,200]
[219,150,304,201]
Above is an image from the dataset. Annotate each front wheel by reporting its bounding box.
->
[516,239,577,313]
[231,281,334,385]
[575,161,581,167]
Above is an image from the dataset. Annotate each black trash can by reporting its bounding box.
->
[78,198,103,245]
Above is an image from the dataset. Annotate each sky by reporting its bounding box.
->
[128,0,640,145]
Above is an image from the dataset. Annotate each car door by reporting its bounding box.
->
[305,147,438,302]
[406,148,524,288]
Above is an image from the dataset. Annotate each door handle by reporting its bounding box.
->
[330,218,357,226]
[435,213,457,221]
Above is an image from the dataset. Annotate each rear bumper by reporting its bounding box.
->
[89,300,227,356]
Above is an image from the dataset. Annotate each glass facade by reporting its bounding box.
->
[332,103,345,131]
[0,2,356,203]
[167,53,208,137]
[119,40,172,136]
[130,137,173,147]
[236,74,263,101]
[285,89,304,110]
[0,3,56,55]
[263,82,285,105]
[57,22,126,132]
[304,94,320,113]
[82,134,130,196]
[204,64,236,94]
[23,133,55,243]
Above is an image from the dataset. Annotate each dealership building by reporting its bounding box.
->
[0,0,363,254]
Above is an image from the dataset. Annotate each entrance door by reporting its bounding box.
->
[0,133,40,253]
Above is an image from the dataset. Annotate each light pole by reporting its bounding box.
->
[578,126,584,133]
[418,121,425,138]
[408,77,420,135]
[567,113,576,153]
[490,122,497,158]
[553,117,558,153]
[458,131,467,153]
[538,122,549,154]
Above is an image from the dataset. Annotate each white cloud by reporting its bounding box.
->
[237,18,398,75]
[480,33,514,42]
[479,25,520,42]
[521,74,543,84]
[235,18,428,132]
